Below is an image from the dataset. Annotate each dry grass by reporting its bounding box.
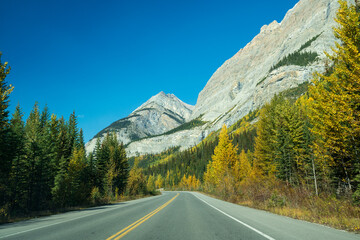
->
[206,178,360,233]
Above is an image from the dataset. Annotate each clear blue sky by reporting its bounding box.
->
[1,0,298,142]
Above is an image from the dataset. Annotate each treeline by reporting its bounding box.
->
[269,34,321,73]
[0,99,130,219]
[0,54,151,222]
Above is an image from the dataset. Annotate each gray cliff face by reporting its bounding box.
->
[88,0,354,157]
[191,0,353,130]
[85,91,194,154]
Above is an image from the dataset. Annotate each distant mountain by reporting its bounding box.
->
[85,91,194,153]
[88,0,355,157]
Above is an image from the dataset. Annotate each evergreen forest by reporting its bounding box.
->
[0,60,152,221]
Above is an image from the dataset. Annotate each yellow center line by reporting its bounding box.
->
[106,193,179,240]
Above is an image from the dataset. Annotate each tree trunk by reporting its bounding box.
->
[311,157,318,196]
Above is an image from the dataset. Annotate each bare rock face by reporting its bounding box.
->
[87,0,354,157]
[85,91,194,154]
[190,0,354,130]
[126,128,205,156]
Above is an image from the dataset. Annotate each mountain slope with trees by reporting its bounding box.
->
[137,1,360,232]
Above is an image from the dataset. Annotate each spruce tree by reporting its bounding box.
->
[0,53,13,209]
[65,111,78,159]
[23,103,41,210]
[67,148,90,206]
[254,95,279,176]
[9,105,27,211]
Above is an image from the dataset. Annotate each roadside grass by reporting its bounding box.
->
[237,189,360,233]
[202,180,360,233]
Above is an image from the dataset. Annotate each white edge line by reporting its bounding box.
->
[0,195,162,239]
[192,193,276,240]
[0,211,100,239]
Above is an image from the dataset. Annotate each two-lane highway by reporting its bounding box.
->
[0,192,359,240]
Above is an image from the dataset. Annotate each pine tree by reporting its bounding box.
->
[8,105,27,211]
[0,53,13,210]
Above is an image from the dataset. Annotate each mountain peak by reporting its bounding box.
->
[133,91,194,115]
[157,91,166,96]
[86,91,194,154]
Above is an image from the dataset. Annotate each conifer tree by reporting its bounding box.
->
[234,149,251,182]
[204,125,238,190]
[273,99,305,185]
[0,54,13,208]
[94,133,129,197]
[65,111,78,159]
[67,148,90,206]
[9,105,27,210]
[127,160,147,195]
[23,103,41,210]
[52,156,69,207]
[308,0,360,193]
[24,104,54,210]
[296,95,319,195]
[254,96,279,176]
[78,128,85,150]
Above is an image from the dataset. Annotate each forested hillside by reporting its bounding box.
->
[0,55,154,223]
[133,1,360,232]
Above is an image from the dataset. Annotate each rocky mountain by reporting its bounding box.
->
[190,0,353,130]
[87,0,354,156]
[85,91,194,153]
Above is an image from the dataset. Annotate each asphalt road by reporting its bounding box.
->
[0,191,359,240]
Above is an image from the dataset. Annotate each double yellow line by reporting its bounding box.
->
[106,193,179,240]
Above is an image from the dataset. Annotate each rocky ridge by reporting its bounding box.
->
[85,91,194,153]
